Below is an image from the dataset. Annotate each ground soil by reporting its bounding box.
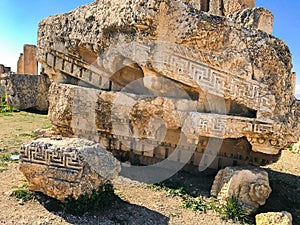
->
[0,111,299,225]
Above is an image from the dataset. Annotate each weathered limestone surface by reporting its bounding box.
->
[210,166,271,214]
[255,211,293,225]
[19,137,121,201]
[1,73,51,111]
[24,45,38,75]
[209,0,256,16]
[36,0,300,168]
[229,7,274,34]
[48,83,283,169]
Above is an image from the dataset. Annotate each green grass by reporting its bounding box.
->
[148,181,254,224]
[17,133,35,138]
[64,182,119,215]
[148,181,213,213]
[41,124,52,129]
[0,103,19,113]
[13,183,35,202]
[0,153,11,161]
[219,197,254,224]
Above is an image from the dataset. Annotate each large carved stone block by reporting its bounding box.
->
[210,166,271,214]
[19,137,121,201]
[1,73,51,111]
[33,0,300,170]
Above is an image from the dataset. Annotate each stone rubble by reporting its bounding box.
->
[255,211,293,225]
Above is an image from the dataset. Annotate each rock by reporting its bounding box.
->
[209,0,256,16]
[210,166,271,214]
[228,7,274,34]
[0,73,51,111]
[19,137,121,201]
[255,211,293,225]
[19,0,299,172]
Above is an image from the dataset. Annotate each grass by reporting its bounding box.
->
[17,133,35,138]
[12,183,35,202]
[148,181,214,213]
[148,181,253,224]
[219,197,254,224]
[64,182,119,215]
[0,100,19,114]
[0,152,11,172]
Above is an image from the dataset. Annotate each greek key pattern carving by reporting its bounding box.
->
[20,144,83,170]
[46,42,275,116]
[160,52,273,113]
[191,113,274,136]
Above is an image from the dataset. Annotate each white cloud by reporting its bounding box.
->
[295,84,300,99]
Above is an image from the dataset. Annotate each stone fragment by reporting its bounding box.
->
[1,73,51,111]
[211,166,271,214]
[229,7,274,34]
[255,211,293,225]
[19,137,121,201]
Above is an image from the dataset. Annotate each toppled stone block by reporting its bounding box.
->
[19,137,121,201]
[36,0,300,171]
[0,73,51,111]
[255,211,293,225]
[211,166,271,214]
[47,82,287,170]
[229,7,274,34]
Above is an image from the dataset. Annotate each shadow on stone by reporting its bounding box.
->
[256,168,300,225]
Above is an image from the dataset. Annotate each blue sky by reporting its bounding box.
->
[0,0,299,95]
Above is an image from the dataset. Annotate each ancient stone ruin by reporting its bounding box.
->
[19,137,121,201]
[1,73,50,111]
[211,165,272,214]
[0,44,51,111]
[17,44,38,75]
[32,0,300,173]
